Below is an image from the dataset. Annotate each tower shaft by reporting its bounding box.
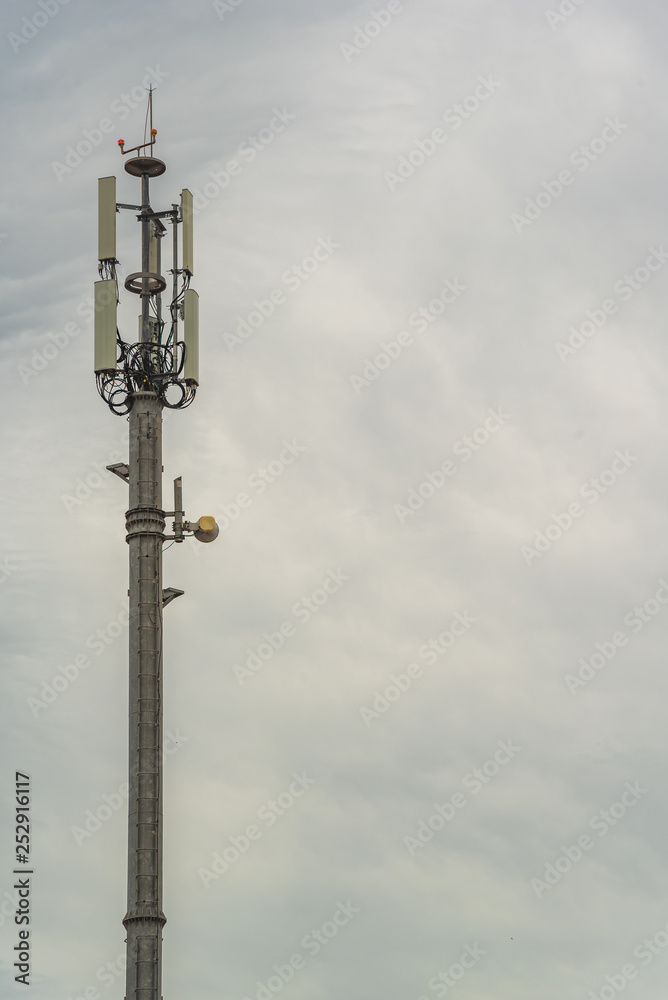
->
[122,390,165,999]
[95,99,212,996]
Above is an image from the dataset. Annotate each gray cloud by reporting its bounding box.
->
[2,0,668,998]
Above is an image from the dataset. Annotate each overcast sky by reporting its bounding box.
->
[3,0,668,998]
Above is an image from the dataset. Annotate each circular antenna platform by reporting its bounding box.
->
[124,272,167,294]
[124,157,166,177]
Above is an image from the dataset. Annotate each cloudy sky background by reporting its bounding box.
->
[3,0,668,997]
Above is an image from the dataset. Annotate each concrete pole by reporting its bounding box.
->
[123,392,165,1000]
[123,163,166,1000]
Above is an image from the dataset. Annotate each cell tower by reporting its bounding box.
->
[94,89,218,1000]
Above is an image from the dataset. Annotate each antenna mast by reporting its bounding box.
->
[94,90,218,1000]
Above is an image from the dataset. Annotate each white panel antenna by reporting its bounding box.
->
[94,279,117,372]
[183,288,199,384]
[181,189,193,275]
[98,176,117,261]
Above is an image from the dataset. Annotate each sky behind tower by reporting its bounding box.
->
[3,1,668,999]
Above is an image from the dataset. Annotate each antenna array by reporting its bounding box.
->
[94,93,199,415]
